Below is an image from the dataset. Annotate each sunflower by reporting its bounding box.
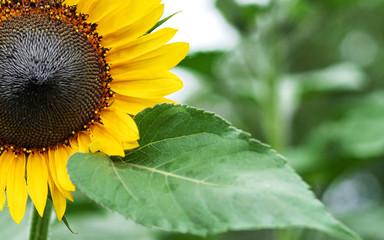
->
[0,0,188,224]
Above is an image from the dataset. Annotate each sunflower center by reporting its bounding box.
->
[0,8,107,150]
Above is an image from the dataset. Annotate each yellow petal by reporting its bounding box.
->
[54,146,76,192]
[47,176,66,221]
[123,141,140,150]
[101,110,139,140]
[107,28,178,63]
[94,1,161,38]
[100,125,139,151]
[64,0,79,6]
[46,151,74,201]
[119,0,162,24]
[0,151,13,211]
[27,152,48,217]
[124,0,162,21]
[110,71,183,98]
[88,141,101,153]
[76,0,98,14]
[99,110,139,148]
[102,5,164,48]
[69,137,79,152]
[110,42,189,74]
[7,153,27,224]
[86,0,130,23]
[111,94,175,115]
[78,132,92,153]
[89,124,125,156]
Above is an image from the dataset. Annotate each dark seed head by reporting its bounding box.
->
[0,12,104,149]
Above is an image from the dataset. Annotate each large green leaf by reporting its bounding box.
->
[68,104,360,240]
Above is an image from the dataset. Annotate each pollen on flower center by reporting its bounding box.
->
[0,2,111,150]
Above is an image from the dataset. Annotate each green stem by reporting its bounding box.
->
[265,74,284,152]
[29,203,53,240]
[262,0,287,153]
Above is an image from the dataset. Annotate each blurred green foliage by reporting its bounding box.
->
[179,0,384,239]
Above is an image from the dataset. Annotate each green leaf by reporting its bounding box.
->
[61,216,77,235]
[147,12,181,34]
[68,104,360,240]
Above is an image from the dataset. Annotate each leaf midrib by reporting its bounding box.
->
[124,162,231,188]
[130,131,235,157]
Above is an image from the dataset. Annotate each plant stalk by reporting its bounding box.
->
[29,203,53,240]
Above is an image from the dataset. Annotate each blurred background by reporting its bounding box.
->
[3,0,384,239]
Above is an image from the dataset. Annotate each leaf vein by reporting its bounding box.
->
[111,159,140,203]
